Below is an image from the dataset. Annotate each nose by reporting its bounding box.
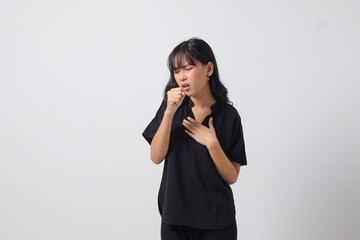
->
[179,70,186,81]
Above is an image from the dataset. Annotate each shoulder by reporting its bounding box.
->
[222,102,242,119]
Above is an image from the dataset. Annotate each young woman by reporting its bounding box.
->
[142,37,247,240]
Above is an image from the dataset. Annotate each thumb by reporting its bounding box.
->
[209,117,214,130]
[180,91,186,101]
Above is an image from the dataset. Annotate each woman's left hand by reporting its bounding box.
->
[183,117,218,147]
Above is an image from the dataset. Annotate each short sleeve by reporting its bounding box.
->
[227,113,247,166]
[142,99,167,145]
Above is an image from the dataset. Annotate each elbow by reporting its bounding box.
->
[151,158,162,165]
[150,140,167,165]
[150,152,164,165]
[227,178,237,185]
[150,144,166,165]
[228,162,241,185]
[227,175,239,185]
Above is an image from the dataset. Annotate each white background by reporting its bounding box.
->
[0,0,359,239]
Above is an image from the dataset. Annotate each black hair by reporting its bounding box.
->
[162,37,232,105]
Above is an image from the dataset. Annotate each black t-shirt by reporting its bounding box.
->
[142,95,247,230]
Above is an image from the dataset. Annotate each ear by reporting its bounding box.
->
[207,62,214,78]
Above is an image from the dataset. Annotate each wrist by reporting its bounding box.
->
[164,109,175,117]
[206,137,219,150]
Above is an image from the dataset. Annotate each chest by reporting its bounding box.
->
[170,105,233,154]
[191,107,212,124]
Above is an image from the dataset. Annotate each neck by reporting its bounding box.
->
[190,84,216,109]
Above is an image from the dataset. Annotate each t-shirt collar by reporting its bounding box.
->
[185,96,224,114]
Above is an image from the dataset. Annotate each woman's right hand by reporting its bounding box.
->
[166,87,186,114]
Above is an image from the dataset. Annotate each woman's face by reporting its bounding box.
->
[173,57,213,97]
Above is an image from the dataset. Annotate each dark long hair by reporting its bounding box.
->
[162,37,232,105]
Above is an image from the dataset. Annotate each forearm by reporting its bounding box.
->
[207,139,238,185]
[150,110,174,164]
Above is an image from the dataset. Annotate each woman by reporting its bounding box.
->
[142,37,247,240]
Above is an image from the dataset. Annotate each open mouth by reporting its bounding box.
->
[182,84,190,91]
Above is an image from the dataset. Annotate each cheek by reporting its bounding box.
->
[173,75,180,85]
[192,72,207,86]
[193,69,206,79]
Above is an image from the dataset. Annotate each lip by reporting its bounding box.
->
[182,85,190,91]
[181,83,190,91]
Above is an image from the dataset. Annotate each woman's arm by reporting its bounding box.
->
[150,110,174,164]
[207,140,241,185]
[150,88,186,164]
[182,116,241,184]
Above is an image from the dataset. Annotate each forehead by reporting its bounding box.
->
[172,55,197,69]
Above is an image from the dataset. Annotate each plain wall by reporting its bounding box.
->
[0,0,359,239]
